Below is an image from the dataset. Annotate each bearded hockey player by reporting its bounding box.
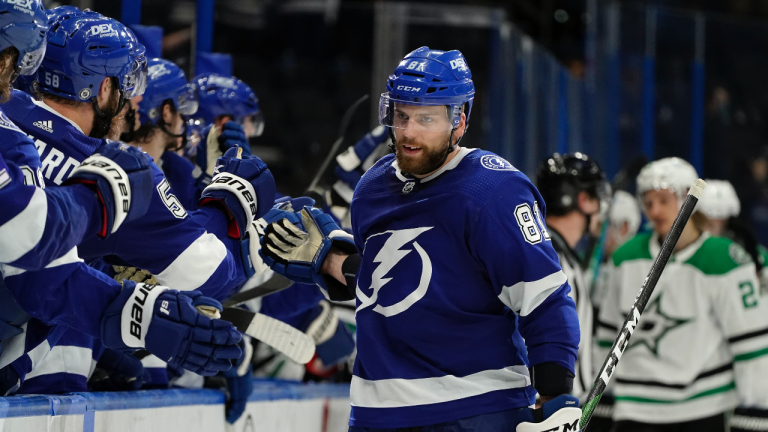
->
[0,3,242,395]
[597,158,768,432]
[536,152,610,403]
[257,47,582,432]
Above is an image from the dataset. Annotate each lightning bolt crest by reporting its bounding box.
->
[357,227,433,314]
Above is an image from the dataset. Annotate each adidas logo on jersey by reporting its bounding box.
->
[33,120,53,133]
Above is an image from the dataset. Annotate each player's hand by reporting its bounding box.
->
[516,394,581,432]
[241,196,316,278]
[333,125,389,203]
[218,121,252,157]
[89,348,151,391]
[100,281,242,376]
[64,141,154,238]
[222,337,254,424]
[258,206,357,292]
[199,146,276,239]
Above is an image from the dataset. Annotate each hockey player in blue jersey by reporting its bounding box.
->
[259,47,583,431]
[128,58,201,210]
[0,10,274,393]
[0,2,243,395]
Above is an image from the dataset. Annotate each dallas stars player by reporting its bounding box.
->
[597,158,768,432]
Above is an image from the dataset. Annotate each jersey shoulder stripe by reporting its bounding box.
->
[612,232,653,266]
[684,236,752,275]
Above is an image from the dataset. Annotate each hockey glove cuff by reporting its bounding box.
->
[64,142,153,238]
[199,146,276,239]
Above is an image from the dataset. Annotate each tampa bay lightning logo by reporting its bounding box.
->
[357,227,433,317]
[481,155,517,171]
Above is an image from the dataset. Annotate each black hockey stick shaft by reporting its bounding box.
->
[580,179,706,431]
[222,273,294,307]
[307,94,369,191]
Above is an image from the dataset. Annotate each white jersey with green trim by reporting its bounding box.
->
[597,232,768,424]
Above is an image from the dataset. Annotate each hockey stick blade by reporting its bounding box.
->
[222,274,294,307]
[307,94,369,191]
[221,307,315,364]
[580,179,706,431]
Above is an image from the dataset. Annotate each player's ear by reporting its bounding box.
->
[454,112,467,139]
[162,103,173,124]
[96,78,112,107]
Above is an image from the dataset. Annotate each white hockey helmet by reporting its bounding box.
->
[636,157,698,202]
[697,179,740,220]
[610,190,642,236]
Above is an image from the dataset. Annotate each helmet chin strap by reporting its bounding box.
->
[157,103,187,151]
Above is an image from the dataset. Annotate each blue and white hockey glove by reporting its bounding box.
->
[299,301,355,366]
[199,146,276,239]
[222,337,254,424]
[89,348,151,391]
[516,395,582,432]
[64,141,153,238]
[218,121,252,157]
[258,206,357,293]
[333,125,389,204]
[241,196,316,278]
[101,281,242,376]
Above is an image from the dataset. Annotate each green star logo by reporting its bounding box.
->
[627,294,691,356]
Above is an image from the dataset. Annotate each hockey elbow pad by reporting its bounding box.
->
[199,146,276,239]
[259,206,357,294]
[64,142,153,238]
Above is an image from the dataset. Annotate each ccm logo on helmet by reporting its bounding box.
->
[90,23,118,38]
[6,0,34,14]
[396,85,421,92]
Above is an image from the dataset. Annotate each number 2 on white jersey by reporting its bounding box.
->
[514,202,550,244]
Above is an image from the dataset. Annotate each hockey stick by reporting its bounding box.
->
[222,273,294,307]
[221,307,315,364]
[307,94,369,191]
[580,179,706,431]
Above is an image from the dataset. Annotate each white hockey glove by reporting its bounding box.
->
[516,395,582,432]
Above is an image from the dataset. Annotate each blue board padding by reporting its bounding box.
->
[0,380,350,418]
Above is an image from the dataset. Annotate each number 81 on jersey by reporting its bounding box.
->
[514,202,551,244]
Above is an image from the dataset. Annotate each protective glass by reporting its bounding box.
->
[378,93,458,133]
[185,118,205,156]
[176,83,198,116]
[122,55,148,98]
[240,111,264,138]
[596,180,613,221]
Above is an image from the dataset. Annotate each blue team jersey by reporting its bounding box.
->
[348,148,580,428]
[2,90,241,299]
[159,150,199,210]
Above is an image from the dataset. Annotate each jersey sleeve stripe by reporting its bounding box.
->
[154,232,228,291]
[0,187,46,263]
[1,247,82,278]
[497,270,567,316]
[350,365,531,408]
[24,345,93,381]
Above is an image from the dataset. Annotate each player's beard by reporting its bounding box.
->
[394,135,452,176]
[90,88,122,139]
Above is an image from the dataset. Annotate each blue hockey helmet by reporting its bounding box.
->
[378,47,475,133]
[138,58,197,126]
[37,13,147,103]
[0,0,48,80]
[192,73,263,137]
[45,5,82,24]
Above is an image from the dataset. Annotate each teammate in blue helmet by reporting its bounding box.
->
[192,73,263,138]
[128,58,201,208]
[34,12,147,139]
[0,0,47,100]
[258,46,583,432]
